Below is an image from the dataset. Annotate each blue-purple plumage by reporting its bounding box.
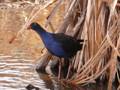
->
[29,22,83,59]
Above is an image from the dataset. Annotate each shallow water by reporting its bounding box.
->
[0,55,109,90]
[0,54,118,90]
[0,54,51,90]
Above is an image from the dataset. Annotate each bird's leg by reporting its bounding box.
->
[66,60,72,79]
[58,58,62,80]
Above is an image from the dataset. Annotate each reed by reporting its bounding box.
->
[44,0,120,90]
[0,0,120,90]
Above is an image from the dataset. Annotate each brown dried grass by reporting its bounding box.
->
[12,0,120,89]
[43,0,120,90]
[0,0,120,90]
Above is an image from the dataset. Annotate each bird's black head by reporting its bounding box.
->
[28,22,42,31]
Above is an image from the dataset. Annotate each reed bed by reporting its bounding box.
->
[35,0,120,90]
[0,0,120,90]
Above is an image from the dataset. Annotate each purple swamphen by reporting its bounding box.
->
[28,22,83,79]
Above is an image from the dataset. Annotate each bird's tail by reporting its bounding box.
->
[77,39,84,43]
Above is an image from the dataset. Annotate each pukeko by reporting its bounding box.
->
[28,22,83,79]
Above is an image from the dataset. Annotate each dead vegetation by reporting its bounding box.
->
[0,0,120,90]
[35,0,120,90]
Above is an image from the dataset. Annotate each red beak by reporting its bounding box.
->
[27,25,31,30]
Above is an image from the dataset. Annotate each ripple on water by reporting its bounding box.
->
[0,55,50,90]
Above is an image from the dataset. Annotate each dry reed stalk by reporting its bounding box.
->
[9,0,55,43]
[0,0,119,89]
[74,21,119,77]
[46,0,120,90]
[45,0,62,27]
[39,1,120,90]
[31,1,120,90]
[2,0,119,89]
[108,50,117,90]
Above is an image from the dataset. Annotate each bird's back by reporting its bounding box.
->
[51,33,83,58]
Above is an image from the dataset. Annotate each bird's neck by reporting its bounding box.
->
[35,27,51,41]
[35,26,46,35]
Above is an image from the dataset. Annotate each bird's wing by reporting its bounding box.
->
[52,33,82,53]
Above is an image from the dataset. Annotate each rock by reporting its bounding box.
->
[26,84,39,90]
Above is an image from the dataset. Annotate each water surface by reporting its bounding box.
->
[0,54,51,90]
[0,54,112,90]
